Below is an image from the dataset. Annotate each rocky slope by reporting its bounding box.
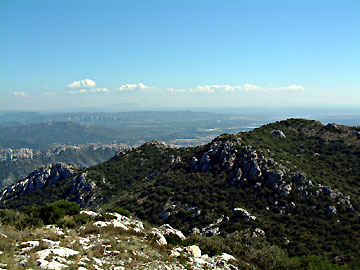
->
[0,210,238,270]
[0,144,124,190]
[0,119,359,268]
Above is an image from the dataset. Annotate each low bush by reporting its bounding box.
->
[113,206,131,218]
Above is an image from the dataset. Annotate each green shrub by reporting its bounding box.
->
[289,255,351,270]
[73,213,92,225]
[164,233,183,246]
[113,206,131,218]
[37,200,80,224]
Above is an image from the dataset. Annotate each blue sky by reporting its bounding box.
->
[0,0,359,111]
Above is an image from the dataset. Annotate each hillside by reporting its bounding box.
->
[0,144,122,189]
[1,119,359,268]
[0,204,240,269]
[0,122,123,150]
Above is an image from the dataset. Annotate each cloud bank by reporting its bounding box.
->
[67,79,96,89]
[118,82,150,91]
[65,80,304,95]
[167,84,304,93]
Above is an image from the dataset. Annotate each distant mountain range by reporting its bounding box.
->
[0,111,267,150]
[1,118,359,268]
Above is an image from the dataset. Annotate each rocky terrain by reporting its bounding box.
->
[0,119,359,269]
[0,210,238,270]
[0,144,124,190]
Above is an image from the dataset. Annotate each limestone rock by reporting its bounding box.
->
[36,247,79,260]
[252,228,265,238]
[0,163,74,203]
[143,140,168,149]
[184,245,202,257]
[327,205,337,215]
[218,253,237,262]
[151,229,167,245]
[69,172,96,206]
[278,182,292,196]
[233,208,256,220]
[159,224,186,240]
[271,130,286,138]
[37,259,68,270]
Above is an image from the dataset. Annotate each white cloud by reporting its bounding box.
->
[67,79,96,89]
[196,84,261,92]
[242,83,262,90]
[67,87,110,94]
[277,84,305,91]
[13,91,31,98]
[119,82,150,91]
[196,85,217,93]
[193,83,304,93]
[167,87,194,93]
[90,88,110,93]
[165,84,262,93]
[66,81,304,95]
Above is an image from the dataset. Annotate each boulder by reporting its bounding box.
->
[184,245,202,257]
[151,229,167,245]
[252,228,265,238]
[36,247,79,260]
[37,259,68,270]
[218,253,237,262]
[159,224,186,240]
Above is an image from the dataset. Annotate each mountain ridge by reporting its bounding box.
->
[1,118,359,268]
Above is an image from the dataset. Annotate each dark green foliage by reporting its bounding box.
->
[164,233,183,246]
[35,200,79,224]
[73,213,92,225]
[113,206,131,218]
[0,200,80,229]
[184,234,227,256]
[239,119,360,197]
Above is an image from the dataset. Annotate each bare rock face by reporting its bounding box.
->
[233,208,256,220]
[111,149,130,160]
[69,172,96,207]
[0,148,37,161]
[271,130,286,138]
[191,139,239,173]
[0,163,74,203]
[327,205,337,215]
[143,140,168,149]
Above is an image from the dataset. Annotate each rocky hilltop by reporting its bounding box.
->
[0,118,359,268]
[0,143,124,190]
[0,163,75,203]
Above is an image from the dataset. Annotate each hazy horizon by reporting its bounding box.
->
[1,0,359,111]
